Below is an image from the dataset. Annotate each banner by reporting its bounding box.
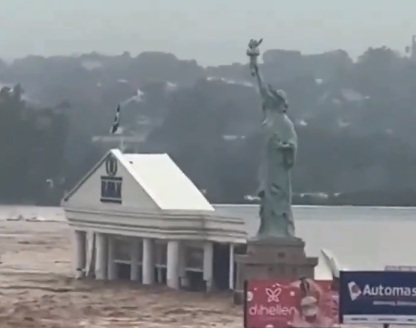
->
[340,271,416,325]
[244,279,339,328]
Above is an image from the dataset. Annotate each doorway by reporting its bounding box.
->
[213,243,230,290]
[116,262,131,280]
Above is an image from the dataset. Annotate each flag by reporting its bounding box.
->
[110,104,121,134]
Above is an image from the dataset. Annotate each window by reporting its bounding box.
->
[185,246,203,270]
[100,176,122,204]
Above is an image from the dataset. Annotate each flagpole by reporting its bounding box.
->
[120,137,126,153]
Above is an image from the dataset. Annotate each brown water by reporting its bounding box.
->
[0,205,415,327]
[0,218,241,327]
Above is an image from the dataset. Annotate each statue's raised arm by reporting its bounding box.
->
[246,38,268,99]
[246,39,297,239]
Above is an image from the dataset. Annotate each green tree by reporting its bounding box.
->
[0,85,69,204]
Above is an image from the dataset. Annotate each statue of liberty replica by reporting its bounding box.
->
[234,40,317,303]
[246,39,297,239]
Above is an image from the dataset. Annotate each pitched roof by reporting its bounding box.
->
[62,149,213,212]
[123,153,213,211]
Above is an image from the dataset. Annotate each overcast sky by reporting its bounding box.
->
[1,0,415,65]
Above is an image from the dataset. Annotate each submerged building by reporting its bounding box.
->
[61,149,246,291]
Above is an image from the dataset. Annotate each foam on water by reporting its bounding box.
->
[0,205,65,222]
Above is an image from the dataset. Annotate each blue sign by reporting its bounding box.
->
[340,271,416,325]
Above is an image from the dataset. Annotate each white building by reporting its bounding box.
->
[61,149,247,291]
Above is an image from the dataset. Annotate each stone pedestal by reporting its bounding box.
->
[234,237,318,304]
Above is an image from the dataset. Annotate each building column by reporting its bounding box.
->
[95,233,108,280]
[229,243,235,290]
[155,242,164,284]
[74,230,87,279]
[107,235,117,280]
[156,266,163,284]
[130,238,140,281]
[167,240,180,289]
[142,238,155,285]
[203,241,214,292]
[178,244,189,288]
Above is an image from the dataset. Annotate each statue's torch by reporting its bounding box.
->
[247,38,263,76]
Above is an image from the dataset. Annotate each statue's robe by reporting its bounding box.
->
[257,106,297,238]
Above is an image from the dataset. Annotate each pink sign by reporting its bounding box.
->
[244,279,339,328]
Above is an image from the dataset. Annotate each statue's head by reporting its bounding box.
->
[265,85,289,113]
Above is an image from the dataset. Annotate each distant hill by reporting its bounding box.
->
[1,46,416,205]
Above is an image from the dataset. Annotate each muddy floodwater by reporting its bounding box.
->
[0,218,242,327]
[0,205,413,327]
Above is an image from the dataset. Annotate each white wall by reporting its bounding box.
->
[65,156,158,211]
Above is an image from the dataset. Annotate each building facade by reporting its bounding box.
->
[62,149,247,291]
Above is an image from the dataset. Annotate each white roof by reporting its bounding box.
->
[122,152,214,211]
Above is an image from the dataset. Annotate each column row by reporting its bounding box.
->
[73,230,235,290]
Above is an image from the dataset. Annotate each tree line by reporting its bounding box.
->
[1,45,416,206]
